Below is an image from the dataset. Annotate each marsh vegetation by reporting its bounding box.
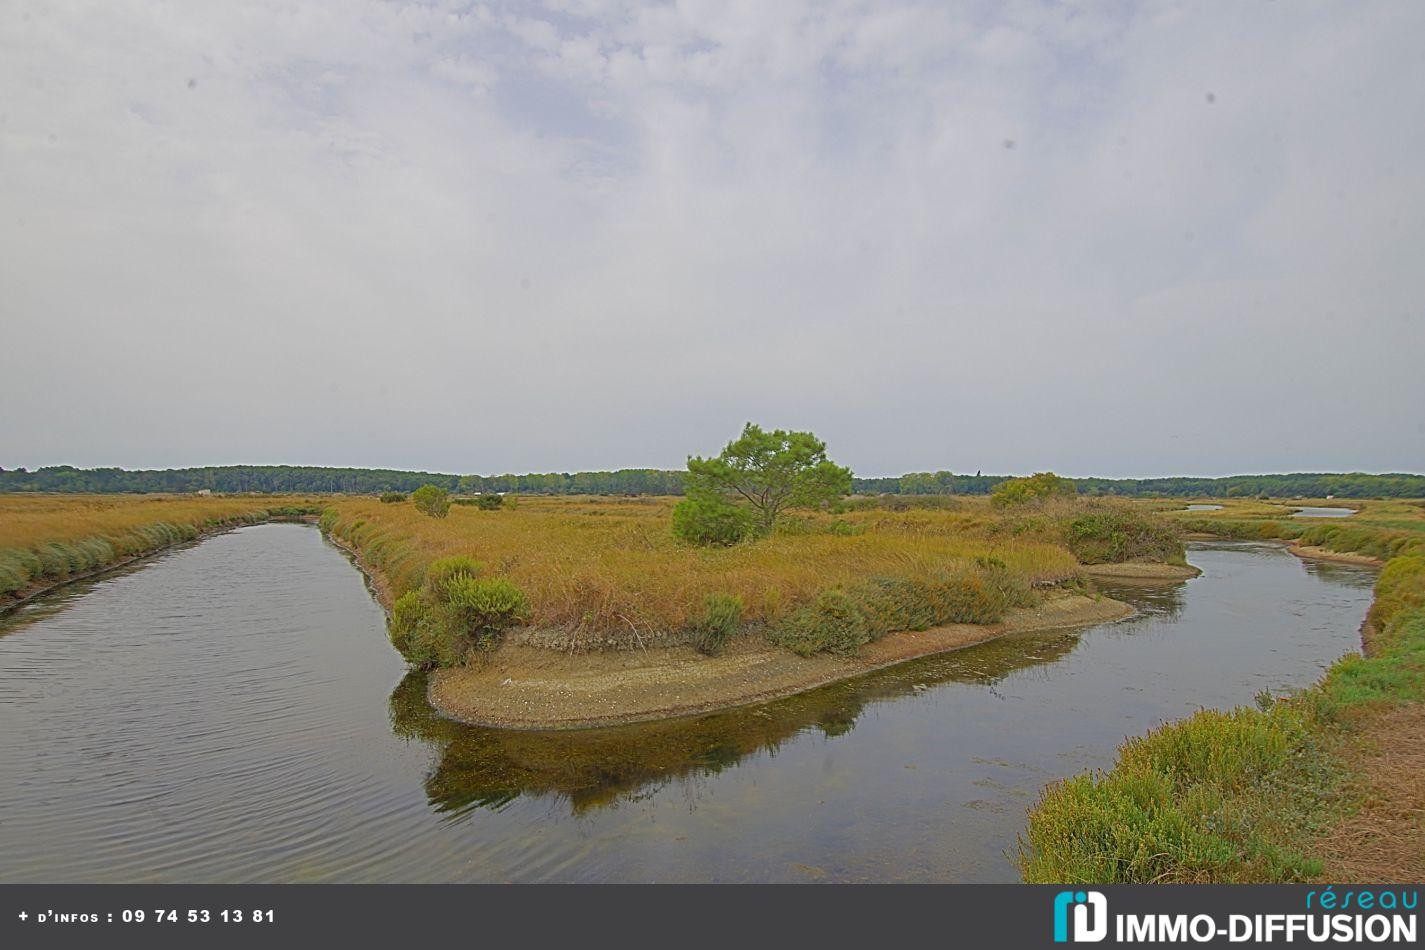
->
[0,494,320,603]
[1020,503,1425,883]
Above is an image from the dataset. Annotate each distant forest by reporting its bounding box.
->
[1,465,1422,498]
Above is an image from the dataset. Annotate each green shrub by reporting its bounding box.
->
[444,575,531,648]
[991,472,1077,509]
[385,557,530,668]
[423,555,484,598]
[766,561,1029,657]
[1063,505,1184,565]
[671,493,754,546]
[691,593,744,655]
[475,494,504,510]
[769,589,870,656]
[389,590,430,664]
[411,484,450,519]
[858,577,940,637]
[379,492,407,504]
[928,570,1012,624]
[975,560,1037,610]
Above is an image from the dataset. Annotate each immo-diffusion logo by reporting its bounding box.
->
[1054,890,1108,943]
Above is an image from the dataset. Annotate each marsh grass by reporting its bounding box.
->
[322,495,1080,648]
[1166,497,1425,560]
[690,593,744,655]
[0,494,320,598]
[1019,549,1425,883]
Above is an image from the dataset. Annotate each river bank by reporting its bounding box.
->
[327,518,1137,728]
[1020,543,1424,884]
[1288,543,1385,568]
[1081,561,1201,580]
[427,591,1134,729]
[318,507,1147,728]
[0,500,320,614]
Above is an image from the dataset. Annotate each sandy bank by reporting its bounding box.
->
[428,591,1134,730]
[1081,561,1201,580]
[1288,543,1385,568]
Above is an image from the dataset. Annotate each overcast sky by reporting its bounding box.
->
[2,1,1422,478]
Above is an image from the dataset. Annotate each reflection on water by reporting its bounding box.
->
[388,624,1093,818]
[0,529,1377,882]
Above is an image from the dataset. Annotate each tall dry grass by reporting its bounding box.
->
[322,495,1079,643]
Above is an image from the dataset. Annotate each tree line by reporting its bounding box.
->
[0,464,1420,499]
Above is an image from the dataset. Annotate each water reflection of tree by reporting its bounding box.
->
[389,624,1096,820]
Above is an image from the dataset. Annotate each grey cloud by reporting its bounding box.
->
[1,0,1421,476]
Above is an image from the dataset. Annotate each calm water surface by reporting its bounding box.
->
[1293,506,1357,518]
[0,525,1376,882]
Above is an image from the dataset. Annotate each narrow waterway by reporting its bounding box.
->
[0,525,1377,882]
[1293,506,1357,518]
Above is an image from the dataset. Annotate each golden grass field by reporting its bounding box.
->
[0,494,315,549]
[322,494,1082,643]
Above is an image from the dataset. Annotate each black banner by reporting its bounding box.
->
[1,884,1419,949]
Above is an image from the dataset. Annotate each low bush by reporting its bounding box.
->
[691,593,744,655]
[858,576,941,636]
[447,576,532,646]
[767,562,1031,656]
[453,495,505,510]
[379,492,407,504]
[411,484,450,519]
[386,556,531,668]
[991,472,1077,509]
[769,588,870,656]
[424,554,484,597]
[1062,504,1184,565]
[671,493,754,546]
